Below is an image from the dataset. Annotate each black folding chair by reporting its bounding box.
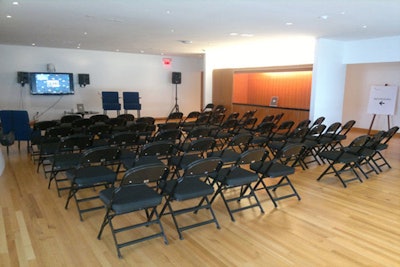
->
[159,157,222,240]
[317,135,370,188]
[251,144,303,207]
[209,148,268,221]
[48,134,93,196]
[64,146,120,221]
[368,126,399,171]
[97,163,169,258]
[168,137,216,178]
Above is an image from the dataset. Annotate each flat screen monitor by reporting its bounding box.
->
[30,72,74,95]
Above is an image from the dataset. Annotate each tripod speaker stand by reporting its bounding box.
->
[171,72,182,113]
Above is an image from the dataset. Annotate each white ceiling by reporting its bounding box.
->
[1,0,400,56]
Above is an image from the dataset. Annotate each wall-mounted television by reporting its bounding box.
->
[29,72,74,95]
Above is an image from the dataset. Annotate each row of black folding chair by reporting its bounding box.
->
[95,140,304,257]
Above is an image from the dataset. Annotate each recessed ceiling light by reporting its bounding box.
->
[319,15,329,20]
[32,43,36,46]
[179,40,193,44]
[285,22,293,26]
[362,25,368,29]
[6,15,12,18]
[12,1,19,5]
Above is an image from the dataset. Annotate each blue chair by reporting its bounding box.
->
[101,91,121,115]
[0,110,32,151]
[123,92,141,117]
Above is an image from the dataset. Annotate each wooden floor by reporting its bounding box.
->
[1,129,399,267]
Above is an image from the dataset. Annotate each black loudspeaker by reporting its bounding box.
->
[17,72,30,86]
[172,72,181,84]
[78,73,90,87]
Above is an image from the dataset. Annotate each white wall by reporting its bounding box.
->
[204,35,400,131]
[204,36,316,104]
[344,62,400,130]
[310,39,346,126]
[0,45,204,121]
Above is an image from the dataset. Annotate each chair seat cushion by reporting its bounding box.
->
[215,167,258,187]
[162,179,214,201]
[250,161,295,177]
[66,166,116,186]
[319,151,359,163]
[49,153,81,171]
[100,185,162,214]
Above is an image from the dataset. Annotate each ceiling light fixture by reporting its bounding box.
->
[319,15,329,20]
[6,15,12,18]
[179,40,193,44]
[240,33,254,37]
[12,1,19,5]
[285,22,293,26]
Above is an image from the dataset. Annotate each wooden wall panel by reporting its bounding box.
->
[233,71,312,109]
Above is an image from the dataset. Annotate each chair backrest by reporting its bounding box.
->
[184,111,201,121]
[287,126,309,142]
[102,91,121,111]
[120,162,169,186]
[117,113,135,122]
[185,137,216,156]
[72,118,92,128]
[296,119,311,129]
[311,116,325,127]
[225,112,240,121]
[60,114,82,124]
[166,112,184,123]
[136,116,155,125]
[79,146,120,166]
[208,113,225,126]
[273,120,295,137]
[382,126,399,145]
[224,133,253,152]
[339,120,356,134]
[46,126,73,138]
[122,92,141,111]
[306,124,326,139]
[59,134,92,152]
[236,148,268,166]
[261,114,275,123]
[87,123,111,138]
[348,135,370,148]
[253,121,276,136]
[0,110,32,141]
[182,157,222,179]
[33,120,59,131]
[90,114,109,124]
[323,122,342,136]
[109,131,138,148]
[139,140,175,159]
[202,103,214,112]
[153,129,182,143]
[276,143,305,165]
[272,113,284,125]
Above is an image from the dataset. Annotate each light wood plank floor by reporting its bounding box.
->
[0,129,399,267]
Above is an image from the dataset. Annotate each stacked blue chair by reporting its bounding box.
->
[123,92,141,117]
[101,91,121,115]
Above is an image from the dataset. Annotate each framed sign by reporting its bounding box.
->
[270,96,278,107]
[367,85,398,115]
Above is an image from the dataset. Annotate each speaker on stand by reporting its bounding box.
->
[171,72,181,113]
